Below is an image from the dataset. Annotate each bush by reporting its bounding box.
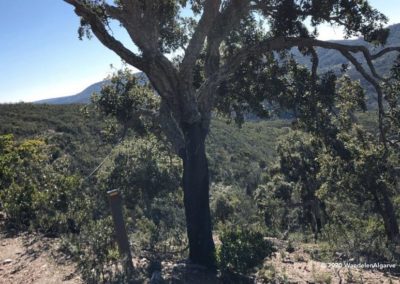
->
[61,217,127,284]
[320,214,394,262]
[0,135,81,233]
[211,183,262,231]
[217,227,275,274]
[96,136,187,255]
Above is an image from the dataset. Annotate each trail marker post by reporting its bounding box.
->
[107,189,135,280]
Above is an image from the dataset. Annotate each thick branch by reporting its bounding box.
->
[339,50,387,146]
[64,0,147,72]
[218,37,400,81]
[196,0,253,119]
[209,36,400,145]
[204,0,252,77]
[180,0,221,77]
[372,47,400,59]
[65,0,181,106]
[310,47,319,83]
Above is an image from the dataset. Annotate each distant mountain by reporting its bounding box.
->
[36,24,400,106]
[35,80,110,105]
[35,72,148,105]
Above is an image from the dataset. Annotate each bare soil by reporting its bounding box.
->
[0,233,82,284]
[259,238,400,284]
[1,232,399,283]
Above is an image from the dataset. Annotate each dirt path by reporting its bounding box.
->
[260,239,400,284]
[0,233,82,284]
[1,232,399,283]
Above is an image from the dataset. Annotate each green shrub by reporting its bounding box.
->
[1,183,36,227]
[320,215,394,262]
[61,217,128,284]
[0,134,87,235]
[211,184,263,232]
[217,227,275,274]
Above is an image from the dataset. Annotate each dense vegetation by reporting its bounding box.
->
[0,101,290,281]
[0,103,109,176]
[1,84,399,282]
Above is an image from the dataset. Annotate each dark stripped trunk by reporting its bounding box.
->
[302,194,325,241]
[372,185,400,243]
[180,122,216,270]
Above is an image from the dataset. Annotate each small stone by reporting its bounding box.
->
[282,258,294,264]
[2,259,13,264]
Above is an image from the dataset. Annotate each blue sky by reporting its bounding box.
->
[0,0,399,103]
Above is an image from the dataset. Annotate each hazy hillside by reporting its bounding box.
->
[34,81,110,105]
[35,72,148,105]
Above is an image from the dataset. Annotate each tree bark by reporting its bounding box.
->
[372,185,400,243]
[180,122,216,270]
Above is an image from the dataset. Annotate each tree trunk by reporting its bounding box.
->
[181,122,216,270]
[372,185,400,243]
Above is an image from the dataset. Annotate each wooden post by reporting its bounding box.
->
[107,189,135,280]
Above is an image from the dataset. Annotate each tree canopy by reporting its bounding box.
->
[64,0,400,269]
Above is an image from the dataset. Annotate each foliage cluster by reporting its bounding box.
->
[255,67,400,264]
[0,134,82,234]
[217,227,275,274]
